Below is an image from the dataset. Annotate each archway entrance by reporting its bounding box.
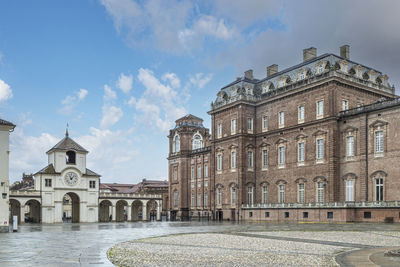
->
[62,192,80,223]
[131,200,143,221]
[116,200,128,222]
[25,199,41,223]
[147,200,157,221]
[99,200,112,222]
[9,199,21,224]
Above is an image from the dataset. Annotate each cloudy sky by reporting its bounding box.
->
[1,0,399,183]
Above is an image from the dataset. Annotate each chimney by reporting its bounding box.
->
[340,45,350,59]
[303,47,317,62]
[244,69,254,80]
[266,64,278,77]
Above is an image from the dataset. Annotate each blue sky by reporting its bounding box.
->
[1,0,400,183]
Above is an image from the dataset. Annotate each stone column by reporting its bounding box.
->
[20,204,25,224]
[127,205,132,222]
[112,205,116,222]
[142,200,148,221]
[156,201,161,221]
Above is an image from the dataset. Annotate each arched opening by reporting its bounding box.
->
[62,192,80,223]
[116,200,128,222]
[146,200,157,221]
[66,150,76,164]
[99,200,112,222]
[172,134,180,153]
[192,134,203,150]
[24,199,41,223]
[9,199,21,224]
[131,200,143,221]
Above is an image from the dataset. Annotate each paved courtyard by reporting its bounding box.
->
[1,221,400,266]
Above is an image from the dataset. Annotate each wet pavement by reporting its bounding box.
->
[1,221,400,266]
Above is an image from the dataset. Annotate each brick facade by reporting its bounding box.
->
[168,46,400,223]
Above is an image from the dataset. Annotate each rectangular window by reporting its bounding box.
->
[262,149,268,169]
[316,139,324,160]
[204,180,208,187]
[317,100,324,118]
[231,187,236,205]
[174,191,178,207]
[342,99,349,111]
[279,184,285,203]
[197,165,201,179]
[248,151,253,168]
[45,179,52,187]
[278,146,285,166]
[303,212,309,218]
[204,192,208,207]
[231,151,236,169]
[327,212,333,219]
[279,111,285,127]
[217,123,222,138]
[263,116,268,130]
[197,182,201,188]
[231,119,236,134]
[247,118,253,132]
[249,212,253,217]
[89,180,96,189]
[299,72,305,80]
[318,65,323,74]
[191,182,194,188]
[197,193,201,207]
[345,180,354,201]
[204,164,208,177]
[191,193,195,207]
[217,154,222,171]
[248,187,253,205]
[298,105,305,123]
[265,212,270,218]
[173,166,178,180]
[191,166,195,180]
[364,211,371,219]
[262,186,268,204]
[376,178,384,201]
[284,212,289,218]
[317,182,324,203]
[298,184,305,203]
[298,142,305,163]
[375,131,384,153]
[346,136,354,157]
[217,188,222,205]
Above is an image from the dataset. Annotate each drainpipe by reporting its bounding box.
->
[365,113,369,201]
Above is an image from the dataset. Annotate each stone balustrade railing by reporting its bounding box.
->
[9,190,41,197]
[242,201,400,209]
[99,192,162,199]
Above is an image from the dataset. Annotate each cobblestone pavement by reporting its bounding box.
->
[1,221,400,266]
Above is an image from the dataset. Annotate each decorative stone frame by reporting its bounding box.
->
[315,60,328,75]
[259,142,270,171]
[215,183,224,208]
[295,178,307,203]
[172,164,179,181]
[247,117,254,134]
[316,99,324,119]
[337,60,349,73]
[277,75,291,88]
[342,126,358,161]
[296,133,307,166]
[217,122,223,139]
[276,138,288,169]
[278,111,285,128]
[246,144,255,172]
[342,173,357,202]
[216,147,224,174]
[229,182,238,208]
[298,104,305,124]
[229,144,238,172]
[262,114,268,132]
[367,69,377,83]
[231,117,237,135]
[369,119,388,158]
[276,179,287,204]
[370,170,387,202]
[313,176,327,203]
[261,81,274,94]
[245,182,255,206]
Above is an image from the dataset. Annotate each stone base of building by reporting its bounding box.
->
[242,208,400,223]
[0,226,9,233]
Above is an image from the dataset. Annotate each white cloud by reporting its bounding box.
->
[0,79,12,102]
[59,88,88,115]
[136,68,186,132]
[127,96,136,106]
[189,73,213,89]
[104,84,117,101]
[100,105,123,129]
[162,72,180,88]
[117,73,133,93]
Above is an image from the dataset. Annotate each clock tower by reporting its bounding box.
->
[33,129,100,223]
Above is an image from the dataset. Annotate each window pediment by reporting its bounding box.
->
[229,182,238,188]
[260,181,270,186]
[295,178,307,184]
[215,146,224,152]
[245,182,255,187]
[275,138,288,145]
[342,125,358,134]
[369,119,388,129]
[246,144,255,149]
[275,179,287,185]
[229,144,238,149]
[215,183,224,188]
[259,141,271,147]
[313,176,327,183]
[312,129,328,136]
[370,170,387,178]
[295,133,308,140]
[342,173,357,180]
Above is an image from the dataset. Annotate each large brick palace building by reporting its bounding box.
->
[168,45,400,223]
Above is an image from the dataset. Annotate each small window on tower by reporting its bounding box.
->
[66,151,76,164]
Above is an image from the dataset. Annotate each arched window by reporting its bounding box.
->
[66,151,76,164]
[172,134,180,153]
[173,190,178,207]
[192,134,203,150]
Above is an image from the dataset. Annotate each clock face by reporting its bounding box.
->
[64,172,78,186]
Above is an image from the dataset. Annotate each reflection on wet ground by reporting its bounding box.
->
[1,221,400,266]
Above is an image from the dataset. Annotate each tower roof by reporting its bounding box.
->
[175,114,203,123]
[0,118,15,127]
[46,133,88,154]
